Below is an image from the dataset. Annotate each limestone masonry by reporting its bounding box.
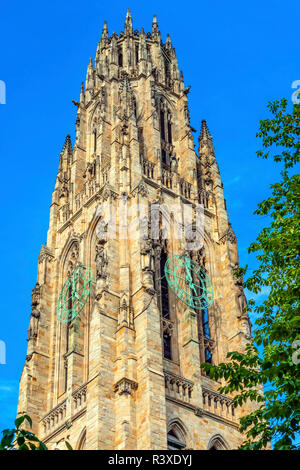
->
[17,11,253,450]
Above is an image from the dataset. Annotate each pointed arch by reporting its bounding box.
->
[58,235,81,277]
[208,434,230,450]
[76,427,87,450]
[167,418,192,449]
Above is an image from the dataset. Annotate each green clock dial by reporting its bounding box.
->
[57,265,93,323]
[164,255,214,310]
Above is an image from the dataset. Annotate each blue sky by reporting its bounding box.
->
[0,0,298,431]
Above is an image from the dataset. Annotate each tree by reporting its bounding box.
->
[202,99,300,450]
[0,414,72,450]
[0,415,47,450]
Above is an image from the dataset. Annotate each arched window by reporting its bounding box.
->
[132,97,137,119]
[118,48,123,67]
[58,241,86,396]
[168,120,172,144]
[167,422,187,450]
[160,109,166,140]
[193,249,213,365]
[64,283,73,391]
[202,307,212,364]
[164,58,170,86]
[158,99,173,167]
[208,435,229,450]
[160,250,170,319]
[160,249,172,360]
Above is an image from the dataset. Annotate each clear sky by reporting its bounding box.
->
[0,0,298,431]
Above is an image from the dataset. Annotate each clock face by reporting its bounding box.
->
[164,255,214,310]
[57,265,93,323]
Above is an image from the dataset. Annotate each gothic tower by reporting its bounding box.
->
[17,11,252,450]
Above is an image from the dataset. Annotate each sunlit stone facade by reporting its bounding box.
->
[17,11,252,450]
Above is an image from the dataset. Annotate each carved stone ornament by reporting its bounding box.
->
[113,378,138,396]
[194,407,203,417]
[38,245,55,264]
[95,240,108,279]
[131,181,148,198]
[220,225,236,245]
[28,283,42,341]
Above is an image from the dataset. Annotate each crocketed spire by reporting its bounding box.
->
[199,120,213,143]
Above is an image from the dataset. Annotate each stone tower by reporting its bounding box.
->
[17,11,252,450]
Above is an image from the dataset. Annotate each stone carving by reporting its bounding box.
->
[119,293,133,327]
[28,307,40,341]
[170,153,178,172]
[140,239,153,269]
[28,283,41,342]
[113,378,138,395]
[95,240,108,279]
[161,317,174,337]
[38,245,55,264]
[58,176,69,203]
[220,224,237,245]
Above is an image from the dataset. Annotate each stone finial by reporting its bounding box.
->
[125,9,133,35]
[152,14,159,35]
[85,58,94,90]
[87,57,93,72]
[166,33,172,50]
[80,81,85,104]
[101,20,108,40]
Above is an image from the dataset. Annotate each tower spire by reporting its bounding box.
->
[125,9,133,35]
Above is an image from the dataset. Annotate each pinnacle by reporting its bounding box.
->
[125,8,133,34]
[61,134,72,154]
[102,20,108,40]
[199,120,213,142]
[152,13,160,35]
[166,33,172,48]
[126,8,132,20]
